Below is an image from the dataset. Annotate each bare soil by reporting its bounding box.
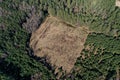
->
[116,0,120,7]
[30,16,89,76]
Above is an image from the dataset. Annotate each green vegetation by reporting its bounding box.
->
[0,71,14,80]
[47,0,120,36]
[68,33,120,80]
[71,52,120,80]
[0,0,55,80]
[0,0,120,80]
[85,33,120,54]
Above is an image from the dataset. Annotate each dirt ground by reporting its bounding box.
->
[30,16,89,76]
[116,0,120,7]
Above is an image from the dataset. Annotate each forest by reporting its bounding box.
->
[0,0,120,80]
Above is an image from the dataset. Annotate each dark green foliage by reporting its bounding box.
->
[0,53,55,80]
[85,33,120,54]
[0,71,14,80]
[0,0,55,80]
[72,52,119,80]
[44,0,120,36]
[6,0,118,36]
[67,33,120,80]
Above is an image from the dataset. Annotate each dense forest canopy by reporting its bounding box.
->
[0,0,120,80]
[46,0,120,36]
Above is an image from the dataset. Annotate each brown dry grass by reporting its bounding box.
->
[30,16,89,77]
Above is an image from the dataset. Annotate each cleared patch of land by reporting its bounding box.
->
[30,16,89,75]
[116,0,120,7]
